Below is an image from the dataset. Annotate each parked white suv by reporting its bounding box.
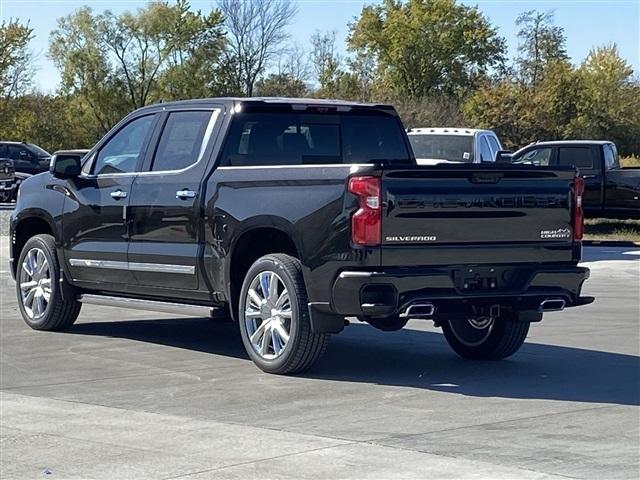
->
[407,128,503,165]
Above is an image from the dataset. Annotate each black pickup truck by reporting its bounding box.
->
[9,98,592,374]
[512,140,640,219]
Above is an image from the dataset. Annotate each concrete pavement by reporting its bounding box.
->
[1,243,638,479]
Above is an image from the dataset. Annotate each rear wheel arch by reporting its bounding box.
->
[227,226,300,321]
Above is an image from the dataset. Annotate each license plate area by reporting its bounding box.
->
[452,266,533,294]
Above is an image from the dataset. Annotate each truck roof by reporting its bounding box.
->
[526,140,613,147]
[137,97,396,113]
[406,128,493,136]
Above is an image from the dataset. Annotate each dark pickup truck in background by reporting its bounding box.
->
[10,98,592,374]
[512,140,640,219]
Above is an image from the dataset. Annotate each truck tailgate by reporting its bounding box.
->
[381,166,577,265]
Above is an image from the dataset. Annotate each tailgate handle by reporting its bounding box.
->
[470,173,503,184]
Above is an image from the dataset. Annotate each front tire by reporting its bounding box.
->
[238,254,329,374]
[16,234,81,331]
[441,311,530,360]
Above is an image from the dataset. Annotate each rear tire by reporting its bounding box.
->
[238,254,329,374]
[442,311,529,360]
[16,234,81,331]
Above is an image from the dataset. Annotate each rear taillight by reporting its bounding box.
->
[348,176,381,246]
[572,176,585,241]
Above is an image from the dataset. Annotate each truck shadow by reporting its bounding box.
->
[69,319,639,407]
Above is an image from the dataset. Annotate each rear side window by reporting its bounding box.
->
[558,147,595,170]
[151,110,217,172]
[220,112,409,166]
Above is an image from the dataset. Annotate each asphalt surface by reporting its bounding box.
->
[0,239,638,479]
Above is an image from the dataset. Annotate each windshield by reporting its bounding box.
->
[408,134,474,162]
[28,144,51,157]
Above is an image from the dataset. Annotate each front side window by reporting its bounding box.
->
[93,115,155,175]
[151,110,216,172]
[27,144,51,157]
[221,112,409,166]
[487,136,501,156]
[517,147,552,166]
[603,144,619,170]
[478,137,493,162]
[409,135,474,163]
[558,147,595,170]
[7,145,36,168]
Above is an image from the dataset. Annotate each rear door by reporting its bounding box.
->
[62,113,158,285]
[554,145,602,212]
[126,107,223,290]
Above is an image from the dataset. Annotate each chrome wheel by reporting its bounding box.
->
[244,271,292,360]
[448,317,495,347]
[19,248,51,320]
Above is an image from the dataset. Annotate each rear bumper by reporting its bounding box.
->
[331,264,592,318]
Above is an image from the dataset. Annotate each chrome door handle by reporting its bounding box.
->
[110,190,127,199]
[176,189,197,199]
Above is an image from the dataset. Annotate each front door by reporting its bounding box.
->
[554,146,602,213]
[62,114,158,286]
[127,108,222,290]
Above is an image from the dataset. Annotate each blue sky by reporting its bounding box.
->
[1,0,638,92]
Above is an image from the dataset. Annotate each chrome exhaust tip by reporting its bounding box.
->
[399,302,436,319]
[539,298,566,312]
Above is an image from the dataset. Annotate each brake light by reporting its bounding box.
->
[572,176,584,241]
[348,176,381,246]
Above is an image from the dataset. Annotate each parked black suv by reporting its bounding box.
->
[10,98,592,373]
[0,141,52,202]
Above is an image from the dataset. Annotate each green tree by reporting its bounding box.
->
[255,73,307,97]
[348,0,505,98]
[309,30,373,101]
[0,19,35,98]
[515,10,569,86]
[572,45,640,154]
[49,1,229,133]
[0,94,97,152]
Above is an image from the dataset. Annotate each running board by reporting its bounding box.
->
[78,294,215,317]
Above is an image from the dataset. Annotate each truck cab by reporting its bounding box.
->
[407,128,502,165]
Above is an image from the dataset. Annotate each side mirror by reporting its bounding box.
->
[50,155,81,178]
[495,150,513,163]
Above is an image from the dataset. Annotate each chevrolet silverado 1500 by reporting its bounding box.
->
[10,98,593,373]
